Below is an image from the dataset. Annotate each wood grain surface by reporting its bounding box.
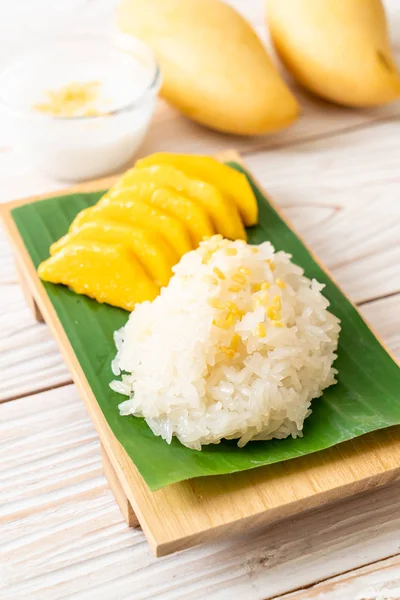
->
[283,556,400,600]
[0,0,399,596]
[1,387,400,600]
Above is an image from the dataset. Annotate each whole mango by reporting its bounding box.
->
[116,0,299,135]
[267,0,400,107]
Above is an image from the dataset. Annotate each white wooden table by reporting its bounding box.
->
[1,1,400,598]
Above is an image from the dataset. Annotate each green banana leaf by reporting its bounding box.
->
[11,163,400,491]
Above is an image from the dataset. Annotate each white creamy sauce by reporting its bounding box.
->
[3,38,159,180]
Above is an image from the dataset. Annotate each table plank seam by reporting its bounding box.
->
[240,113,400,157]
[272,552,400,599]
[357,290,400,307]
[1,379,74,405]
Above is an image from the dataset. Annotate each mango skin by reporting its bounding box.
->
[116,0,299,135]
[267,0,400,107]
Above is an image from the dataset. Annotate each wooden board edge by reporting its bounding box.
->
[0,174,119,213]
[1,148,400,558]
[100,444,139,528]
[156,465,400,556]
[0,207,161,555]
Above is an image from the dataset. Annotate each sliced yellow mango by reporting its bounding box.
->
[70,206,94,232]
[68,198,192,256]
[38,241,159,311]
[136,153,258,226]
[50,221,178,287]
[115,165,246,240]
[107,185,215,247]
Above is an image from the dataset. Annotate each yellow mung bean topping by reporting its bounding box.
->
[213,267,225,280]
[255,323,266,338]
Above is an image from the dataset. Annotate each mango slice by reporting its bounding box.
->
[38,241,159,311]
[115,165,246,241]
[69,199,192,256]
[70,207,93,232]
[50,221,178,287]
[136,153,258,226]
[107,186,215,247]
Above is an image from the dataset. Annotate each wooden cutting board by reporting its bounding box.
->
[2,150,400,557]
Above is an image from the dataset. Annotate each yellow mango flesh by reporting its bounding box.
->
[116,0,299,134]
[50,221,178,287]
[69,199,192,256]
[107,185,215,247]
[117,165,246,241]
[38,241,159,311]
[70,207,93,232]
[40,152,258,312]
[136,153,258,226]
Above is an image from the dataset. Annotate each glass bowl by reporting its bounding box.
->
[0,35,161,181]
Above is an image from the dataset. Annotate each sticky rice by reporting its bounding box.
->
[111,236,340,450]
